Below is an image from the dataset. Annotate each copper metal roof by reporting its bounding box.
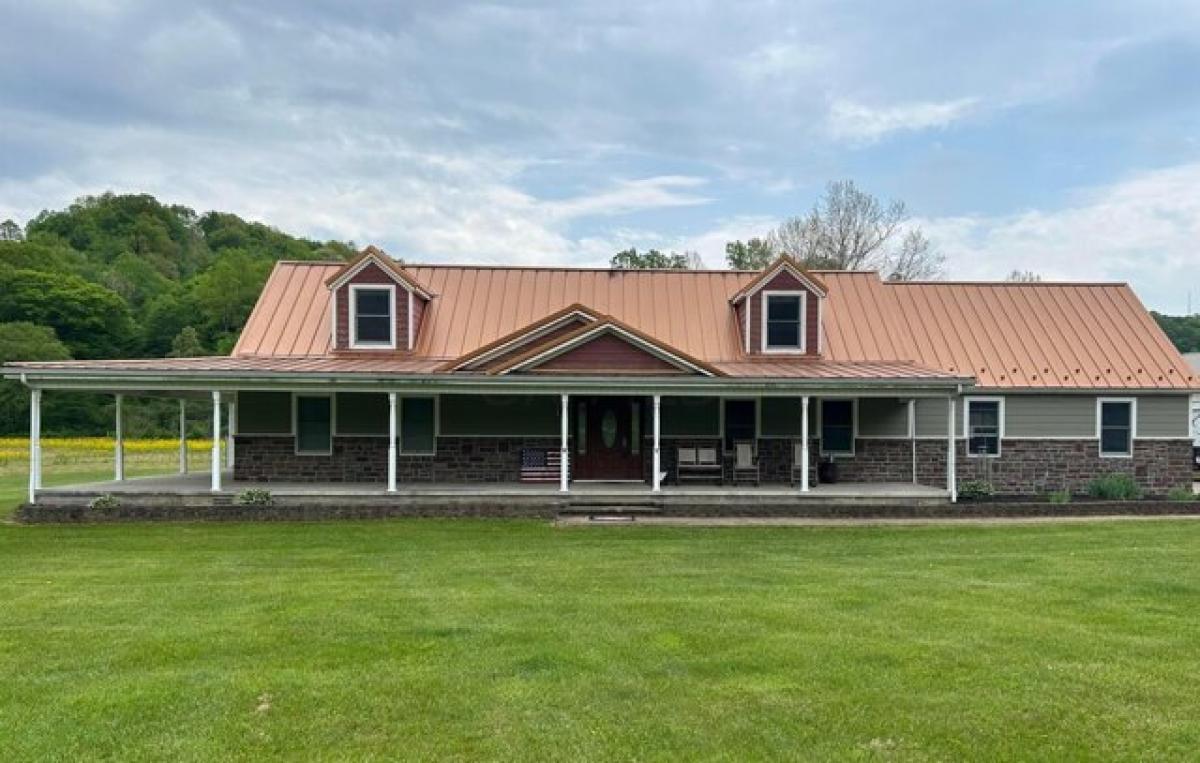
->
[224,260,1197,389]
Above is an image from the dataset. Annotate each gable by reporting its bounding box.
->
[490,320,721,377]
[441,304,601,372]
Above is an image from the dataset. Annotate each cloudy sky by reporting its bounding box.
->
[2,1,1199,311]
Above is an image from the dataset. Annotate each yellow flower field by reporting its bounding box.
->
[0,437,215,476]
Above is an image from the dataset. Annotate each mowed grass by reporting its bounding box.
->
[2,519,1200,761]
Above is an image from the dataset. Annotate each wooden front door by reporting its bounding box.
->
[574,397,644,481]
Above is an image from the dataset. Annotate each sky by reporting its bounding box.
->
[1,1,1199,312]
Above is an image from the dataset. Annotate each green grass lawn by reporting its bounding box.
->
[2,520,1199,760]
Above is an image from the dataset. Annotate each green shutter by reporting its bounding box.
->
[401,397,435,453]
[295,396,332,454]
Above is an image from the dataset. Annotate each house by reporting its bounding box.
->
[5,248,1197,506]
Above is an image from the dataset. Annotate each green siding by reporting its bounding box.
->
[336,392,388,435]
[914,398,957,437]
[662,397,720,437]
[858,398,908,437]
[237,391,292,434]
[760,397,804,437]
[1138,395,1190,437]
[439,395,558,436]
[1005,395,1093,438]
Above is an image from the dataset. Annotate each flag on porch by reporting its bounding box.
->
[520,448,562,483]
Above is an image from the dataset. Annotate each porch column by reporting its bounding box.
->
[559,393,569,493]
[225,400,236,471]
[114,393,125,481]
[387,392,397,493]
[908,399,917,484]
[800,396,810,492]
[28,388,41,504]
[652,394,662,492]
[211,390,222,492]
[947,396,957,502]
[178,400,188,475]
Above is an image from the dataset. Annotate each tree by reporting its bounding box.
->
[610,248,701,269]
[0,322,71,434]
[0,219,22,241]
[1153,312,1200,353]
[0,266,134,358]
[167,326,207,358]
[1006,270,1042,282]
[886,230,944,281]
[736,180,945,278]
[188,248,274,339]
[724,238,776,270]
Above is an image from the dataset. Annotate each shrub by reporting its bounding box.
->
[1086,473,1142,501]
[236,488,274,507]
[958,480,994,500]
[88,493,120,510]
[1047,489,1072,504]
[1167,486,1198,502]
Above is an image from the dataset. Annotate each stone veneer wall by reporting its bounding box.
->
[234,436,559,483]
[235,435,1192,495]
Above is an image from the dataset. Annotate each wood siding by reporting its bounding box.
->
[527,332,687,374]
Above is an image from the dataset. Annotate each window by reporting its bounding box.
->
[965,398,1002,457]
[401,397,436,455]
[295,395,332,455]
[820,399,854,455]
[723,399,757,451]
[1098,398,1134,457]
[351,286,394,348]
[763,292,805,351]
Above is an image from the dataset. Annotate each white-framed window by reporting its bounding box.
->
[294,394,334,455]
[1097,397,1136,458]
[350,284,395,349]
[964,397,1004,457]
[761,291,807,353]
[819,398,855,455]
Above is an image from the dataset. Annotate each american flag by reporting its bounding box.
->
[521,448,563,483]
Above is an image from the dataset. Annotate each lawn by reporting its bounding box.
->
[2,519,1199,760]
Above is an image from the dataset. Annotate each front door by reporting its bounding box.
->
[574,397,644,481]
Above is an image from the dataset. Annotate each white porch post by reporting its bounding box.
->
[909,398,917,484]
[947,395,957,502]
[28,388,41,504]
[800,395,810,492]
[178,400,188,475]
[559,393,569,493]
[210,390,222,492]
[225,400,236,471]
[652,394,662,492]
[387,392,397,493]
[114,393,125,481]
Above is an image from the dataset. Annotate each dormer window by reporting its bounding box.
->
[762,291,806,352]
[351,285,395,349]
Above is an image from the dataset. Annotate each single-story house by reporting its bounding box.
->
[5,248,1197,505]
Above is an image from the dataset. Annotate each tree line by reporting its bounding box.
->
[0,193,355,435]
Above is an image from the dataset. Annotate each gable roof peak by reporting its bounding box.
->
[730,254,828,303]
[325,245,434,298]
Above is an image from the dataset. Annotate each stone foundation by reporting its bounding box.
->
[233,435,1193,496]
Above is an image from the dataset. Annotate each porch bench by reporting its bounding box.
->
[675,445,723,485]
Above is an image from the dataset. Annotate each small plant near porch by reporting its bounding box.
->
[1087,473,1142,501]
[87,493,120,511]
[958,479,994,500]
[236,488,274,507]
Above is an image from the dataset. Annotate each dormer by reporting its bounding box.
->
[326,246,433,352]
[729,255,826,358]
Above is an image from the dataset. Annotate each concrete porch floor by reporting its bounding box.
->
[37,471,949,500]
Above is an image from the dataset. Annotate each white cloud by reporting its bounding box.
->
[921,162,1200,312]
[826,97,978,143]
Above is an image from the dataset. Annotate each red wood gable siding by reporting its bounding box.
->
[334,262,411,350]
[746,269,821,357]
[523,332,688,375]
[477,318,592,371]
